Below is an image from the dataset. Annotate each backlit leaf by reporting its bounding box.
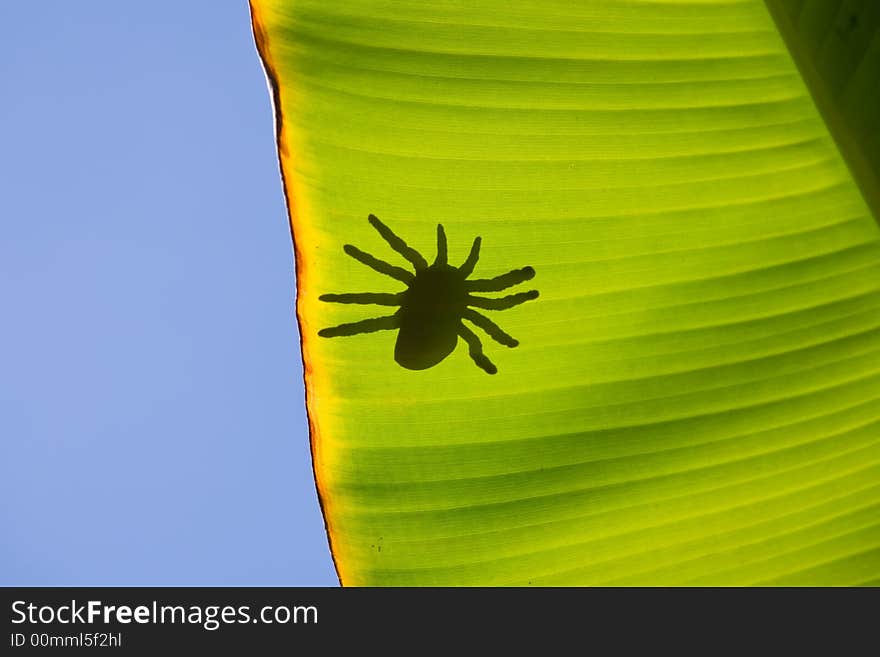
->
[251,0,880,585]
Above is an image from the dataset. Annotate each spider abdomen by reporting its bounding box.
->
[394,315,459,370]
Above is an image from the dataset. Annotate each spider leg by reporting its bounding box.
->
[320,292,403,306]
[466,266,535,292]
[343,244,414,284]
[463,309,519,347]
[434,224,447,266]
[458,236,481,278]
[318,313,400,338]
[457,322,497,374]
[368,214,428,271]
[467,290,539,310]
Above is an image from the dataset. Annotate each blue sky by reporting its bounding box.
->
[0,2,337,585]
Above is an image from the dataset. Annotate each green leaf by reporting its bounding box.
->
[251,0,880,585]
[766,0,880,226]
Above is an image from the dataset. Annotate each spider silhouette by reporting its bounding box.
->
[318,214,539,374]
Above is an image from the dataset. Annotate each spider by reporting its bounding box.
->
[318,214,539,374]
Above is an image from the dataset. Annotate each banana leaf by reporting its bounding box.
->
[250,0,880,585]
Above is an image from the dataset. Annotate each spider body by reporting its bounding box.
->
[318,215,538,374]
[395,262,469,370]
